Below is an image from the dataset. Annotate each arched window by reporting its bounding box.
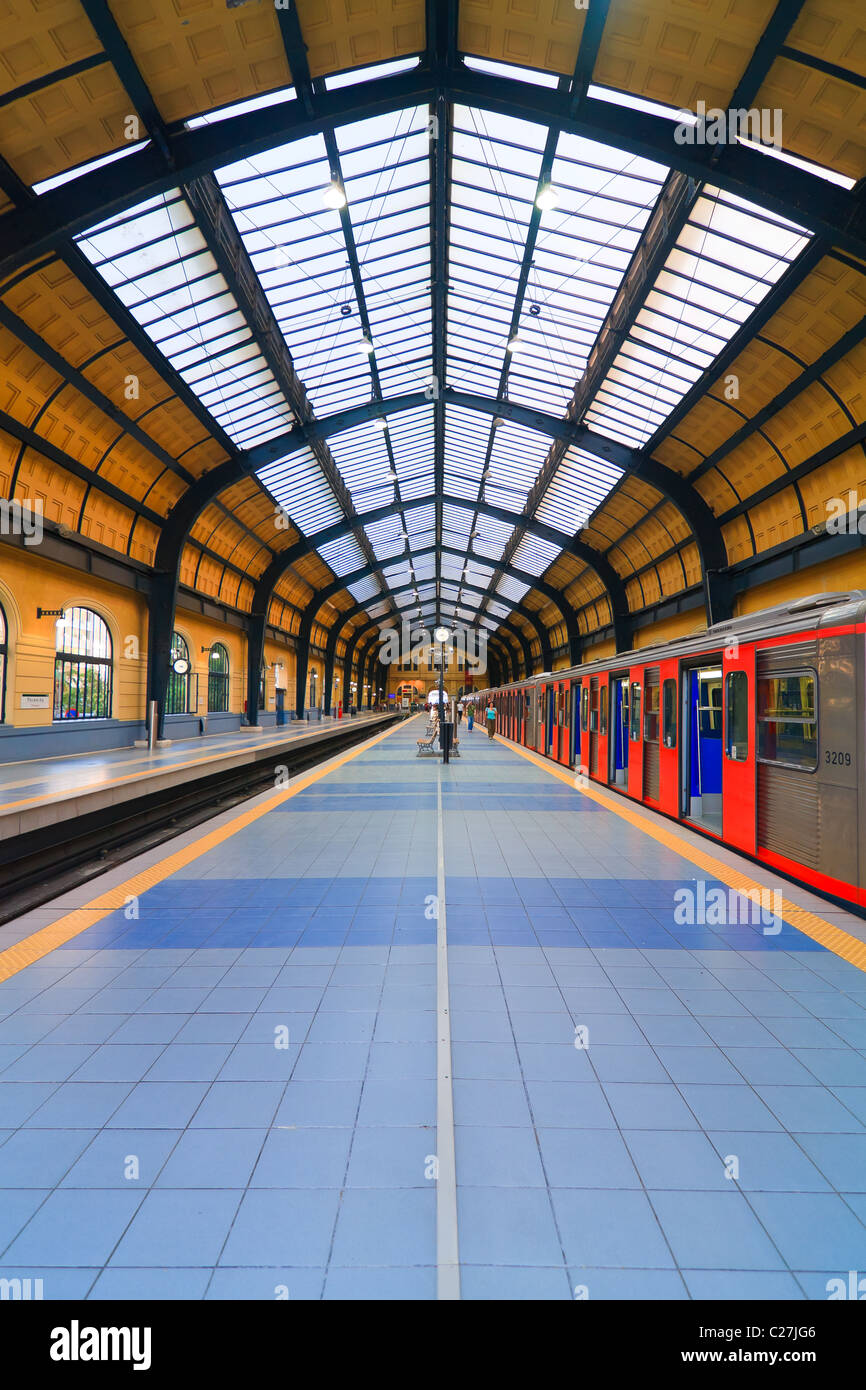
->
[0,602,7,723]
[54,607,112,720]
[208,642,229,713]
[166,632,191,715]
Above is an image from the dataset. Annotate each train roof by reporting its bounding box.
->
[481,590,866,693]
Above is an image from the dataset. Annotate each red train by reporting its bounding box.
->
[479,591,866,912]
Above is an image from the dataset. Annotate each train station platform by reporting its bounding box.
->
[0,714,389,839]
[1,714,865,1300]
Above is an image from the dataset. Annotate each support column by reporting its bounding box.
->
[245,611,267,726]
[146,570,178,740]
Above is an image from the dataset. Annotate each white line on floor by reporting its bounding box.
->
[436,765,460,1300]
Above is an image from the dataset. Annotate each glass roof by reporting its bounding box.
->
[584,188,811,447]
[76,193,296,450]
[72,73,817,654]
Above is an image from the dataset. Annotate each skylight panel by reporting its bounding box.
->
[497,575,531,602]
[511,534,562,576]
[318,533,367,577]
[324,57,421,90]
[584,186,810,447]
[35,141,151,195]
[348,574,382,603]
[535,446,623,535]
[76,190,295,449]
[463,55,562,89]
[504,131,667,417]
[186,88,296,129]
[256,446,344,536]
[363,514,411,564]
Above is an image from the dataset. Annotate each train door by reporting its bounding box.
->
[589,677,600,775]
[682,661,723,834]
[571,680,582,770]
[722,643,756,855]
[538,684,548,754]
[628,664,644,801]
[556,681,571,766]
[642,668,660,803]
[576,680,589,774]
[549,684,560,761]
[610,675,629,787]
[597,677,609,784]
[658,658,679,814]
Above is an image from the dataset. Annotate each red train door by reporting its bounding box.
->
[642,667,661,804]
[577,679,590,775]
[597,676,610,784]
[538,684,548,755]
[627,664,644,801]
[588,677,600,775]
[722,642,757,855]
[658,658,679,815]
[549,684,560,761]
[556,681,571,766]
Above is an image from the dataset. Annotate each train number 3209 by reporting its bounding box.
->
[825,750,852,765]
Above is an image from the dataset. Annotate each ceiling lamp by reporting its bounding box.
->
[322,178,347,210]
[372,417,388,432]
[535,181,560,211]
[357,335,375,356]
[506,333,524,354]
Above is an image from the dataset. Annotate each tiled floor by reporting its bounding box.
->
[1,718,865,1299]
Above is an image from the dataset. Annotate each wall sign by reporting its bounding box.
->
[20,694,50,709]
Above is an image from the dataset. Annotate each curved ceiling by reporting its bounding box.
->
[0,0,864,674]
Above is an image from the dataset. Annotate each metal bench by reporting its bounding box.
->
[416,730,437,756]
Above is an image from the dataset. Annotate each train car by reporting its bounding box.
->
[480,592,866,912]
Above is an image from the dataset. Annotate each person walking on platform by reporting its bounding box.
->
[467,705,474,733]
[485,701,496,740]
[456,698,464,726]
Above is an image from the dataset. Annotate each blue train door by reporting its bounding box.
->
[610,675,629,787]
[683,663,723,835]
[275,689,286,726]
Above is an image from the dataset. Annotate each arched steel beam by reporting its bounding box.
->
[334,594,535,701]
[274,541,579,714]
[3,64,865,276]
[326,577,542,676]
[149,383,718,684]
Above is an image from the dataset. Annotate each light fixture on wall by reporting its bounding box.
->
[36,607,65,619]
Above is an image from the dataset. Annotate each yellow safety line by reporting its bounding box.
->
[0,717,388,813]
[499,733,866,974]
[0,716,415,983]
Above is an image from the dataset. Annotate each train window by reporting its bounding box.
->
[644,681,660,743]
[725,671,748,761]
[757,671,817,770]
[629,682,641,740]
[662,678,677,748]
[600,685,608,735]
[580,686,589,732]
[589,685,599,733]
